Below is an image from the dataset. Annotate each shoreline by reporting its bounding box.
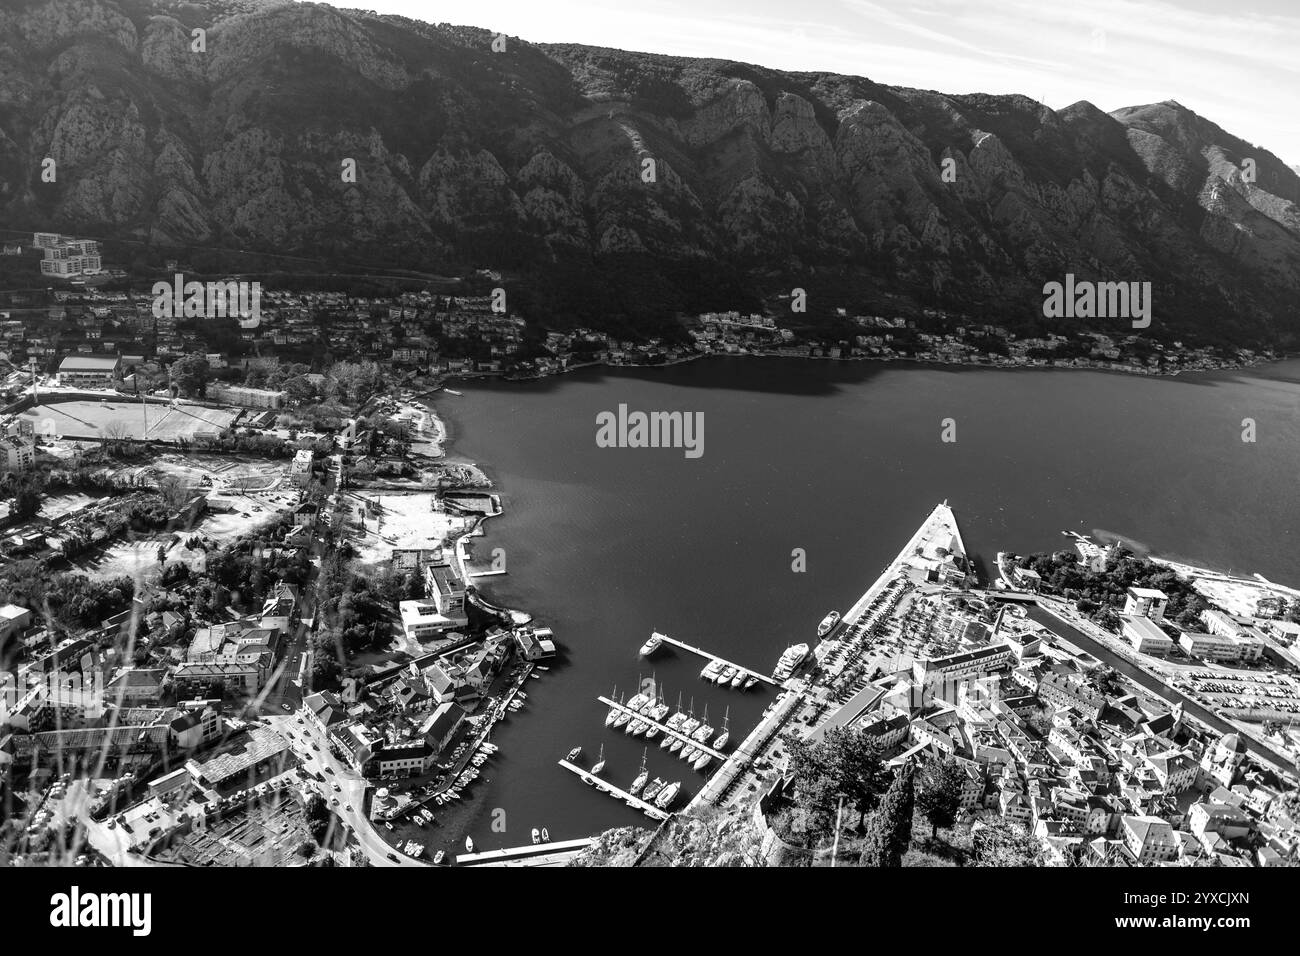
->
[441,348,1282,389]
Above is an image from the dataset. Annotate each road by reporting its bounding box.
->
[275,713,427,867]
[1029,602,1299,776]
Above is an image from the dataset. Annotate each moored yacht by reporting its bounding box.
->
[817,610,841,637]
[772,643,810,680]
[639,631,665,656]
[655,781,681,809]
[700,659,724,681]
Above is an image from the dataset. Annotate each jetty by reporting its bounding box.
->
[456,837,593,867]
[596,696,725,760]
[652,633,778,687]
[557,759,671,820]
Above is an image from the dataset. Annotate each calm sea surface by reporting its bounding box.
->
[422,357,1300,850]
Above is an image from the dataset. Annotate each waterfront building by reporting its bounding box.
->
[1178,628,1263,664]
[423,563,467,620]
[1120,615,1174,657]
[1123,587,1169,622]
[399,599,461,640]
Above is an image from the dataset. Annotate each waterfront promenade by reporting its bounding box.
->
[688,501,965,813]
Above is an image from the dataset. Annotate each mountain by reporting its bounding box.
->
[1,0,1298,345]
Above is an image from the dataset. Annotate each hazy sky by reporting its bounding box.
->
[316,0,1300,167]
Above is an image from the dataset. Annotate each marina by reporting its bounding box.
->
[651,633,778,687]
[595,696,725,760]
[557,760,671,820]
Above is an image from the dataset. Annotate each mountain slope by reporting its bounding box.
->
[1,0,1298,345]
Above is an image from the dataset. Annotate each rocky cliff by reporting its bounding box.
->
[2,0,1298,344]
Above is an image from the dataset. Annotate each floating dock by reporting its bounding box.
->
[652,634,778,687]
[596,696,725,761]
[557,759,671,820]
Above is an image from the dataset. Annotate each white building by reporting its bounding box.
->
[1123,587,1169,622]
[1121,615,1174,657]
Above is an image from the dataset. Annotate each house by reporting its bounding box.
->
[514,626,557,661]
[104,667,166,705]
[1120,815,1180,864]
[302,690,346,731]
[169,707,224,749]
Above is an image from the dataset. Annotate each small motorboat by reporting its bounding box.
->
[566,746,583,762]
[541,827,550,842]
[639,632,665,656]
[434,850,445,864]
[531,828,540,844]
[465,837,474,853]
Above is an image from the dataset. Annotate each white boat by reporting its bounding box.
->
[434,850,445,864]
[668,737,685,753]
[541,828,550,842]
[655,781,681,809]
[629,748,649,795]
[693,753,712,772]
[639,632,665,656]
[729,669,745,689]
[772,643,810,680]
[604,689,621,727]
[700,659,724,681]
[715,664,736,686]
[743,676,758,691]
[643,777,666,802]
[531,828,540,844]
[592,744,606,776]
[566,746,583,762]
[443,388,463,396]
[465,837,474,853]
[714,710,730,750]
[681,746,697,762]
[818,610,841,637]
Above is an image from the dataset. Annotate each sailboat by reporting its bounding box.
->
[604,686,620,727]
[629,748,649,795]
[592,743,606,776]
[713,708,730,750]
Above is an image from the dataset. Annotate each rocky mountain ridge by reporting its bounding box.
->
[1,0,1297,344]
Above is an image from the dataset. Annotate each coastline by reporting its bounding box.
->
[441,346,1280,389]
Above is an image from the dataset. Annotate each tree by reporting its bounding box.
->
[969,817,1044,866]
[786,727,887,834]
[169,354,210,398]
[916,757,965,837]
[858,762,914,867]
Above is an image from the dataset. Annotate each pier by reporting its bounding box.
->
[652,634,778,687]
[557,759,671,820]
[596,696,725,760]
[456,837,593,866]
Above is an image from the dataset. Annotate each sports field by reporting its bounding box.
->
[20,399,239,442]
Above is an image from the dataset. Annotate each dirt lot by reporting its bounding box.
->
[20,399,239,442]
